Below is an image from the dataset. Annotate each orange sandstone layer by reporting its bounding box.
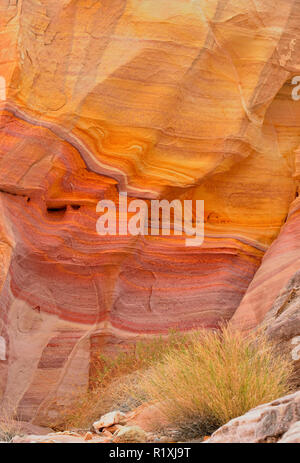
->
[0,0,299,422]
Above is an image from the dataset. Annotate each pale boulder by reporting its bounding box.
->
[278,421,300,443]
[93,410,126,433]
[205,391,300,443]
[113,425,148,443]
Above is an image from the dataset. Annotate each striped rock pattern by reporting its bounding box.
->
[0,0,300,422]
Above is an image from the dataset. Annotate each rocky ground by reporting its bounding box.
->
[8,408,171,444]
[2,391,299,444]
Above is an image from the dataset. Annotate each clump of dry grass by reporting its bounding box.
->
[59,330,187,429]
[58,326,294,436]
[0,406,21,442]
[92,330,186,390]
[135,326,294,434]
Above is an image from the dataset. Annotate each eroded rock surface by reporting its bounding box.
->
[206,391,300,443]
[93,410,126,433]
[0,0,300,421]
[260,271,300,383]
[278,421,300,443]
[11,431,112,444]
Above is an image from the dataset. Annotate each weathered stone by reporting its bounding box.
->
[93,410,126,433]
[105,424,123,434]
[258,271,300,383]
[278,421,300,443]
[113,425,148,443]
[83,431,93,441]
[205,391,300,443]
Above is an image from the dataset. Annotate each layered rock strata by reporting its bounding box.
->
[0,0,300,421]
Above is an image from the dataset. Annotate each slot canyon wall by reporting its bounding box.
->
[0,0,300,423]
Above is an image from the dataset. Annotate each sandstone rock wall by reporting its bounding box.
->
[0,0,300,422]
